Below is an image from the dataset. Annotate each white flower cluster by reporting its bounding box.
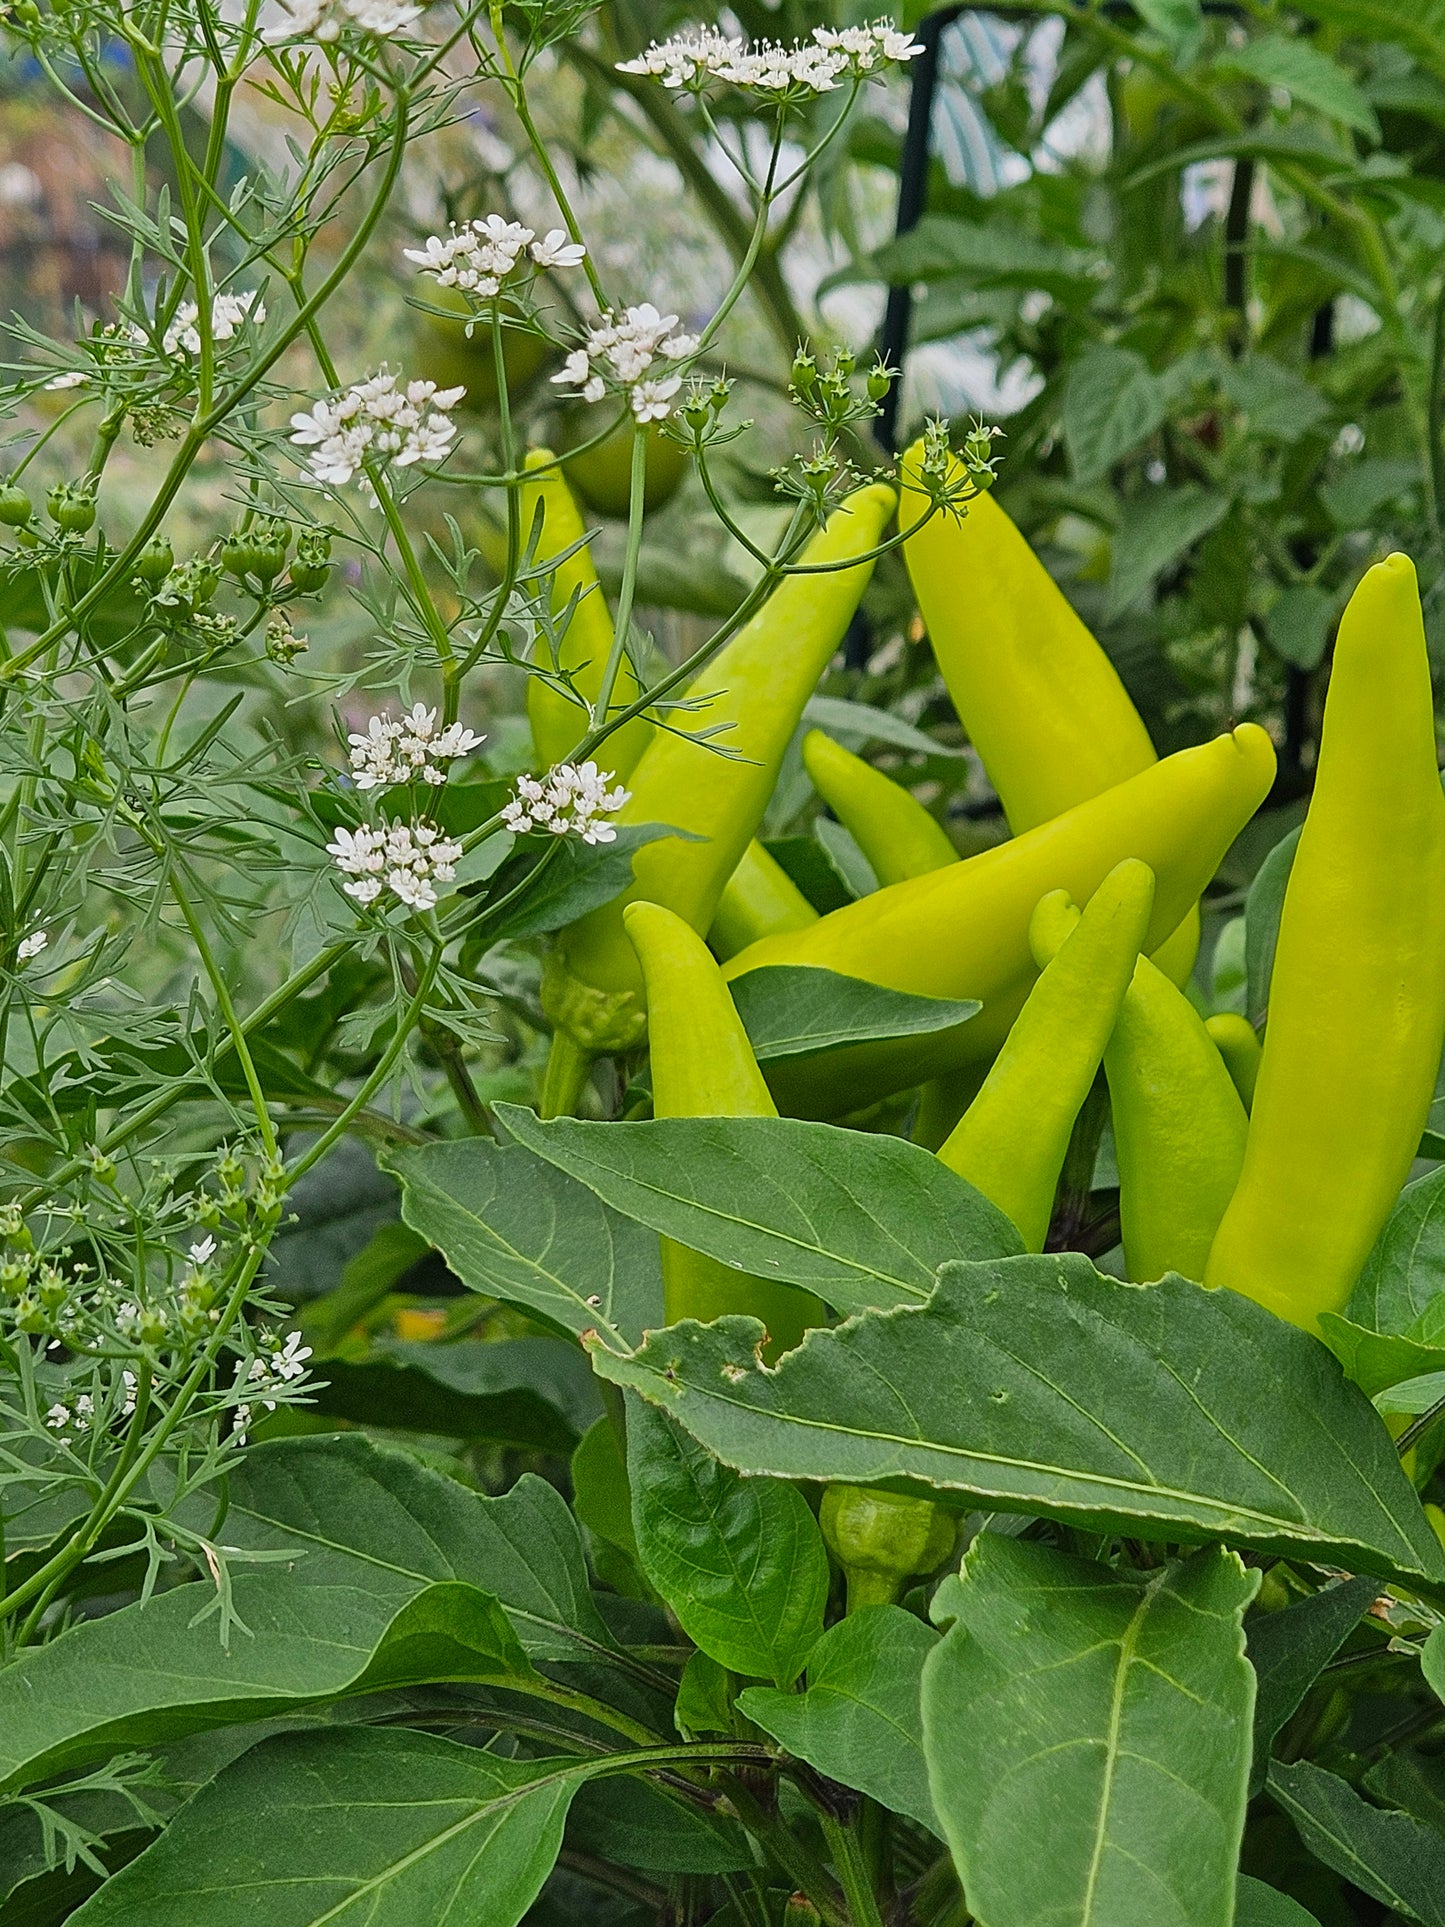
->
[552,303,700,422]
[265,0,421,43]
[349,704,484,791]
[16,931,47,963]
[289,368,464,499]
[404,216,585,299]
[163,291,266,358]
[233,1330,313,1444]
[503,761,630,845]
[618,20,923,98]
[327,821,464,911]
[46,1369,137,1435]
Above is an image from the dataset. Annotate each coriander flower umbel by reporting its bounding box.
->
[16,931,47,962]
[404,217,586,299]
[551,304,700,422]
[326,821,464,913]
[289,368,464,501]
[264,0,422,42]
[162,291,266,358]
[503,762,630,845]
[618,19,923,100]
[348,704,484,790]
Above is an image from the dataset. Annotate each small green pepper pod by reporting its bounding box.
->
[1205,1012,1262,1112]
[937,860,1155,1252]
[801,729,958,886]
[708,841,818,961]
[819,1484,956,1613]
[624,900,823,1359]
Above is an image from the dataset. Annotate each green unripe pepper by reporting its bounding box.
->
[1206,555,1445,1329]
[937,860,1155,1251]
[819,1484,956,1612]
[801,728,957,885]
[1204,1012,1261,1112]
[623,899,823,1359]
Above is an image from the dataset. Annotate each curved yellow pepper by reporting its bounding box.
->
[1205,555,1445,1329]
[1204,1013,1262,1112]
[542,482,896,1108]
[900,443,1199,985]
[801,728,958,885]
[708,841,818,961]
[938,860,1155,1251]
[727,725,1276,1119]
[623,900,822,1359]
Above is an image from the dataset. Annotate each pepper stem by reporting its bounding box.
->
[540,1027,595,1119]
[844,1566,904,1613]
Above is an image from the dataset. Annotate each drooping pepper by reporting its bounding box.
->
[1030,894,1248,1282]
[937,861,1155,1251]
[520,449,652,777]
[726,725,1276,1120]
[1204,1013,1262,1112]
[542,482,897,1113]
[708,840,819,961]
[623,899,823,1359]
[1205,555,1445,1329]
[819,1484,956,1613]
[801,728,958,885]
[900,442,1199,986]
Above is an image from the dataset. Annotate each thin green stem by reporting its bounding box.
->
[822,1811,887,1927]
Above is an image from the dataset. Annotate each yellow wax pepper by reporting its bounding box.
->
[728,725,1276,1120]
[1204,1013,1262,1112]
[1206,555,1445,1329]
[623,900,822,1359]
[937,862,1155,1252]
[899,443,1199,986]
[801,729,958,886]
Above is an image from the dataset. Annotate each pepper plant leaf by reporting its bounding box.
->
[921,1537,1257,1927]
[1246,1575,1381,1792]
[739,1605,941,1834]
[586,1256,1445,1587]
[626,1400,827,1687]
[729,964,979,1064]
[1268,1759,1445,1924]
[387,1138,664,1345]
[495,1108,1022,1317]
[1236,1875,1322,1924]
[65,1729,584,1926]
[1348,1165,1445,1339]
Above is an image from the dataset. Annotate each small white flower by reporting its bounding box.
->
[162,291,266,358]
[16,931,47,962]
[504,761,630,844]
[290,368,463,499]
[531,229,587,269]
[264,0,421,43]
[552,304,701,421]
[406,214,586,301]
[44,370,88,391]
[618,20,922,99]
[632,376,682,422]
[346,705,484,790]
[326,819,463,914]
[189,1235,218,1267]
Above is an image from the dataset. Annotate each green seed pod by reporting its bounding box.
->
[47,482,96,533]
[287,529,332,593]
[0,480,34,527]
[134,536,175,585]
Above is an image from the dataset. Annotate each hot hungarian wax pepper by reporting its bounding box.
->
[1206,555,1445,1329]
[937,862,1155,1251]
[519,451,816,964]
[801,729,958,885]
[541,482,896,1114]
[1204,1013,1261,1112]
[900,442,1198,986]
[726,725,1276,1119]
[622,900,822,1359]
[1033,895,1248,1282]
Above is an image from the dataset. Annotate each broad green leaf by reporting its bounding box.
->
[1423,1622,1445,1702]
[739,1606,940,1833]
[495,1109,1021,1317]
[1373,1369,1445,1411]
[1247,1576,1380,1792]
[310,1334,601,1449]
[1269,1760,1445,1924]
[1064,346,1166,485]
[730,966,978,1066]
[1130,0,1202,50]
[1105,485,1230,617]
[586,1256,1445,1587]
[482,822,694,942]
[858,214,1103,302]
[1318,1315,1445,1399]
[922,1538,1256,1927]
[1349,1167,1445,1337]
[627,1401,827,1687]
[814,816,878,898]
[67,1730,581,1926]
[388,1138,664,1345]
[1221,35,1380,135]
[1268,584,1336,670]
[567,1776,753,1873]
[1318,457,1420,530]
[1365,1749,1445,1831]
[1236,1876,1321,1924]
[1245,825,1301,1025]
[572,1414,638,1560]
[764,834,854,915]
[223,1434,618,1667]
[1219,356,1332,442]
